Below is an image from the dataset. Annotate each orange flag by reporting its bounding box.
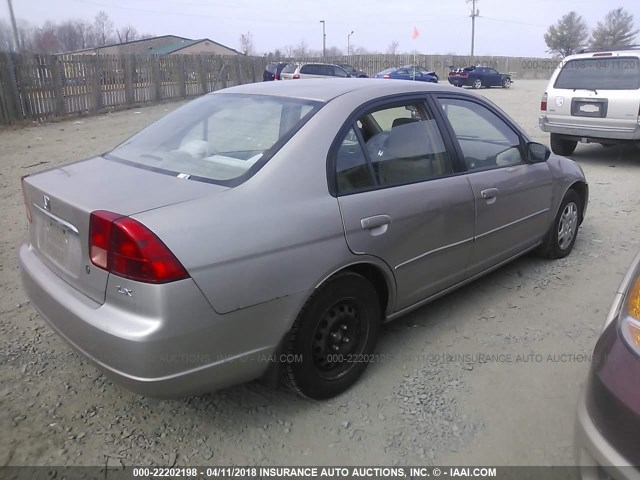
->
[412,26,420,40]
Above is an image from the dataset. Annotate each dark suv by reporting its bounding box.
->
[263,62,290,81]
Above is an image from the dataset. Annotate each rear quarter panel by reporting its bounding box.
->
[133,97,381,319]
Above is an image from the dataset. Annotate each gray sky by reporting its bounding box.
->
[3,0,640,57]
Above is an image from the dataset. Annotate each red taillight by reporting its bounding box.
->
[292,74,300,79]
[383,74,390,79]
[89,210,189,284]
[459,73,469,78]
[541,92,548,111]
[21,176,32,223]
[274,72,280,80]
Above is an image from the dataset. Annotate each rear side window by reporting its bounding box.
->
[333,101,453,194]
[301,64,323,75]
[107,94,322,185]
[554,57,640,90]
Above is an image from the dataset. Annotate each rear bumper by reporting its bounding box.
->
[19,243,303,398]
[539,115,640,141]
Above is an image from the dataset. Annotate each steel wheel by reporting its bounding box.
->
[557,201,578,251]
[312,299,367,380]
[284,272,381,399]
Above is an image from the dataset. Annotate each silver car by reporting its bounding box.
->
[280,62,351,80]
[20,79,588,400]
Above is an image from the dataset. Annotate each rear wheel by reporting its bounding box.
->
[550,133,577,156]
[538,189,582,259]
[473,78,483,89]
[283,272,381,399]
[502,77,512,88]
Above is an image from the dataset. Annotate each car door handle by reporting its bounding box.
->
[361,215,391,230]
[481,188,499,199]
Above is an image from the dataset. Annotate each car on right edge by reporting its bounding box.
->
[539,46,640,156]
[575,251,640,479]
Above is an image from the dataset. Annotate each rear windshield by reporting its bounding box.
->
[554,57,640,90]
[281,64,297,73]
[106,94,322,185]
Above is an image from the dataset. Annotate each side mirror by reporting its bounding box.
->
[527,142,551,163]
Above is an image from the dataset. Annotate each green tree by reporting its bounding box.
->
[590,7,638,49]
[544,11,589,57]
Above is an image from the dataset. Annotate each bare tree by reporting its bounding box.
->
[56,20,86,52]
[76,21,95,49]
[326,46,343,57]
[282,45,294,58]
[117,25,138,44]
[293,39,308,58]
[590,7,638,49]
[94,11,114,46]
[17,19,36,51]
[33,21,59,53]
[0,19,15,51]
[387,40,400,55]
[239,31,254,55]
[544,11,589,57]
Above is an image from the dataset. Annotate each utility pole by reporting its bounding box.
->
[7,0,20,51]
[320,20,326,58]
[347,31,354,60]
[467,0,479,57]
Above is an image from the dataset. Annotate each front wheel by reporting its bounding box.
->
[550,133,577,156]
[538,189,582,259]
[283,272,381,399]
[502,77,512,88]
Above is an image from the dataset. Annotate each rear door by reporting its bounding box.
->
[547,56,640,132]
[333,97,475,311]
[434,95,554,276]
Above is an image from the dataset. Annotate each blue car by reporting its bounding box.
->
[374,66,438,83]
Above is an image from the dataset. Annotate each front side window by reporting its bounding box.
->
[438,98,524,171]
[333,66,349,77]
[107,93,321,185]
[333,101,453,194]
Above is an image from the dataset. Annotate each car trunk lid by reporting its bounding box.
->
[22,156,227,304]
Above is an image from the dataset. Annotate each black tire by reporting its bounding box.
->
[283,272,381,399]
[550,133,577,156]
[502,77,512,88]
[472,78,482,89]
[538,189,582,259]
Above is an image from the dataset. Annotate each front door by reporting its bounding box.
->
[434,95,554,277]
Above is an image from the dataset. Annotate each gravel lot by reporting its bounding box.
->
[1,80,639,468]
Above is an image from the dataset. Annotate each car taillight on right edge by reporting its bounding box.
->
[89,210,189,284]
[622,266,640,354]
[21,176,32,224]
[541,92,548,111]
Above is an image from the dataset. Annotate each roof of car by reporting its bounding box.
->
[215,78,459,102]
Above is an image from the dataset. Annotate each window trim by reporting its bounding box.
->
[430,93,531,174]
[327,93,459,197]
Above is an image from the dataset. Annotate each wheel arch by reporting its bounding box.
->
[568,180,588,224]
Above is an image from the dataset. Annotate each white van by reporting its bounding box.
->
[539,47,640,155]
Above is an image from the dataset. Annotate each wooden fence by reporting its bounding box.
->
[0,52,266,125]
[0,51,557,126]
